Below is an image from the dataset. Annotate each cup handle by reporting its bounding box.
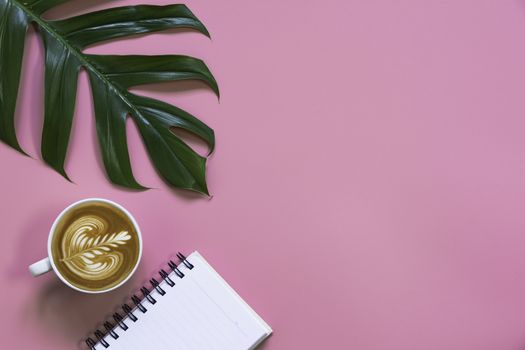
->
[29,258,52,277]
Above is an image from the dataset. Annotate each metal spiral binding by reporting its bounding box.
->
[113,312,128,331]
[159,269,175,286]
[178,252,194,269]
[131,294,147,312]
[141,286,156,304]
[168,260,185,278]
[104,322,118,339]
[94,331,108,348]
[122,304,137,322]
[150,278,166,295]
[85,252,191,350]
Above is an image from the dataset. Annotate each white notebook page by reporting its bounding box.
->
[93,251,272,350]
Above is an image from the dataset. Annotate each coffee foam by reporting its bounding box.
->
[51,201,140,292]
[60,215,130,281]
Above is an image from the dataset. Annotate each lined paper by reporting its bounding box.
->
[93,252,271,350]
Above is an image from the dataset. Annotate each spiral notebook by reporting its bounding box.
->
[85,252,272,350]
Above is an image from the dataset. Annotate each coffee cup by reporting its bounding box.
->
[28,198,142,293]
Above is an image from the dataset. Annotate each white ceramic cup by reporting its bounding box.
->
[28,198,143,294]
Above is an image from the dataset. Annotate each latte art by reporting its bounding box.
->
[60,216,130,281]
[51,201,140,292]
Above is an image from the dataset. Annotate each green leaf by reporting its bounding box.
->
[41,30,81,179]
[27,0,73,16]
[132,94,215,154]
[53,4,210,48]
[87,70,143,190]
[0,1,28,153]
[88,54,219,96]
[131,92,214,194]
[132,101,210,195]
[0,0,218,195]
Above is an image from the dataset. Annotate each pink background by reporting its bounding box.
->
[2,0,525,349]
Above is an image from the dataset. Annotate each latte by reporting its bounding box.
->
[50,201,140,292]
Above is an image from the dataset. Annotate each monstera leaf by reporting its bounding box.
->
[0,0,218,194]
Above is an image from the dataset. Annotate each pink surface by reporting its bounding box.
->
[2,0,525,349]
